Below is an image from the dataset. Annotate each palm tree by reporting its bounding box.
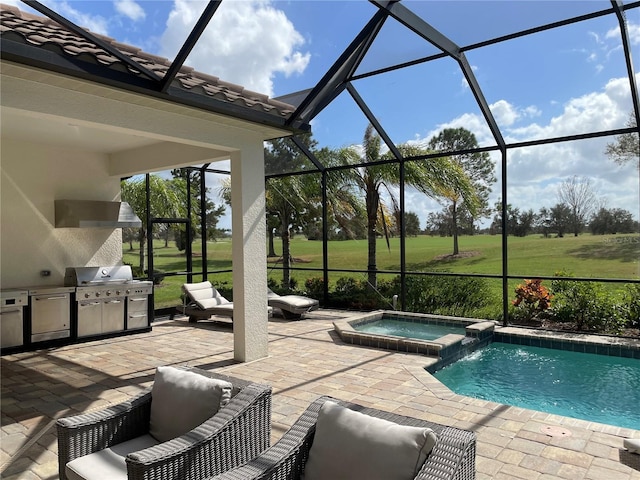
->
[121,174,183,274]
[339,124,478,289]
[265,176,308,288]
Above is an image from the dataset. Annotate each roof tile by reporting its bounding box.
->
[0,3,295,119]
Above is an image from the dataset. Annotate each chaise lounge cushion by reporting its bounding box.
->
[304,401,436,480]
[304,400,437,480]
[185,282,230,310]
[66,435,159,480]
[149,366,232,442]
[267,289,319,319]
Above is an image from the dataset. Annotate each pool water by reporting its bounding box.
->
[355,319,465,341]
[434,343,640,430]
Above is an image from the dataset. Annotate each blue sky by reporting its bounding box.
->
[9,0,640,229]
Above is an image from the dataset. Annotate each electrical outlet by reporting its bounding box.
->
[40,270,51,277]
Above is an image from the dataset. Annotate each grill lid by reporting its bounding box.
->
[65,266,133,286]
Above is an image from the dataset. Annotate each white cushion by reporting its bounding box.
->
[183,281,229,309]
[270,295,318,309]
[624,438,640,453]
[65,434,159,480]
[149,366,232,442]
[304,401,437,480]
[197,297,232,309]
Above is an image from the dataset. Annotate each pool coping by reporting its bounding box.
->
[333,309,495,359]
[494,325,640,358]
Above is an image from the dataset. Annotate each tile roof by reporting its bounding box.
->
[0,3,298,122]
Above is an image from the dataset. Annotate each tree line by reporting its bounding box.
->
[425,175,638,238]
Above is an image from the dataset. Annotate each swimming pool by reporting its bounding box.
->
[434,342,640,430]
[354,318,465,341]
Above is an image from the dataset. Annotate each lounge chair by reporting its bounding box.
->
[181,281,272,322]
[203,395,476,480]
[57,366,272,480]
[267,288,319,319]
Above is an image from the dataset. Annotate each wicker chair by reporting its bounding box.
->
[204,395,476,480]
[56,367,272,480]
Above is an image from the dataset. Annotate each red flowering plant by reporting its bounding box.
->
[512,279,553,322]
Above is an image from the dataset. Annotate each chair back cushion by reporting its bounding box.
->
[304,401,437,480]
[149,366,232,442]
[183,281,229,309]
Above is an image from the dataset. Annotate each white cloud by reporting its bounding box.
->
[406,73,639,224]
[159,0,310,96]
[114,0,145,22]
[55,1,110,35]
[490,100,519,127]
[606,21,640,45]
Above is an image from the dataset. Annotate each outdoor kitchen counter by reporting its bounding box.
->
[1,273,153,354]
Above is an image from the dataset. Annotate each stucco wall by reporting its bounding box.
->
[1,138,123,288]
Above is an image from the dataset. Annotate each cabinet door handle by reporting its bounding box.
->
[36,296,67,301]
[0,309,21,315]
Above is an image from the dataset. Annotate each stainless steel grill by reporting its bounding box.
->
[65,266,153,337]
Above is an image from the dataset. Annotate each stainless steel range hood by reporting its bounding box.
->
[55,200,142,228]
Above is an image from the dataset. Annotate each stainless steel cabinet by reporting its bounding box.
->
[77,298,124,336]
[127,296,148,329]
[1,307,24,348]
[102,299,125,333]
[31,292,70,342]
[77,300,102,337]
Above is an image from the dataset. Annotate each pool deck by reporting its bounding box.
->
[2,309,639,479]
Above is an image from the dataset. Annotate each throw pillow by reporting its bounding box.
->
[149,366,232,443]
[304,401,437,480]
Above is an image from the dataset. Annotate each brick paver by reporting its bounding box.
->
[1,310,639,479]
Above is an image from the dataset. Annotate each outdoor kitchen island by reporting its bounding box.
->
[0,266,153,355]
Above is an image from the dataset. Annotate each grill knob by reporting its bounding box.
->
[84,292,90,299]
[126,289,131,295]
[106,290,111,296]
[95,292,101,298]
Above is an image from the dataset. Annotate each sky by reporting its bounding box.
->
[8,0,640,230]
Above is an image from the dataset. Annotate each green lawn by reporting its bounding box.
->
[124,233,639,311]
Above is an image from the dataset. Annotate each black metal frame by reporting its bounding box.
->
[8,0,638,320]
[261,0,640,321]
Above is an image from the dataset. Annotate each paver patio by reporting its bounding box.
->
[1,309,639,479]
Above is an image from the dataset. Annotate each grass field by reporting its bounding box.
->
[123,233,640,312]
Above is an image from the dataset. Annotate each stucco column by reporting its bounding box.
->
[230,144,269,362]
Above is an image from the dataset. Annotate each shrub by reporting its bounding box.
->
[550,271,626,334]
[621,283,640,329]
[304,277,324,298]
[335,277,360,294]
[404,273,491,317]
[512,279,552,321]
[327,276,391,310]
[213,281,233,300]
[144,269,165,285]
